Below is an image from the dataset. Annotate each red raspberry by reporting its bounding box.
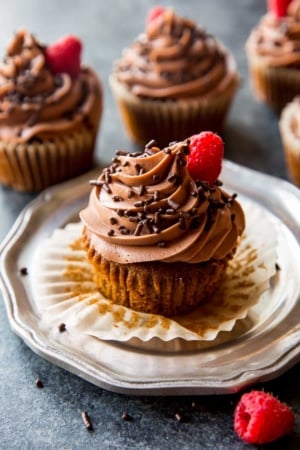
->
[267,0,292,18]
[234,390,295,444]
[187,131,224,185]
[45,35,82,79]
[146,6,165,25]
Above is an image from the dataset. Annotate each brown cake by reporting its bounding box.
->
[80,133,245,317]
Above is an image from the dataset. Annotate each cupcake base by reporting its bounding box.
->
[247,52,300,112]
[82,227,231,317]
[109,74,239,148]
[0,126,96,192]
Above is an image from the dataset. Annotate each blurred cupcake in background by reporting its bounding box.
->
[279,96,300,187]
[0,29,102,192]
[246,0,300,112]
[110,6,239,148]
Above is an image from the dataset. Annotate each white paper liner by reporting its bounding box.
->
[31,198,277,342]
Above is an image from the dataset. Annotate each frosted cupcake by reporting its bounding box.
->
[80,132,245,317]
[0,29,102,192]
[110,7,239,147]
[279,96,300,186]
[246,0,300,112]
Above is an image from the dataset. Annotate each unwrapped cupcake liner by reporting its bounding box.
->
[31,197,277,343]
[109,74,239,148]
[246,52,300,112]
[0,127,95,192]
[279,101,300,188]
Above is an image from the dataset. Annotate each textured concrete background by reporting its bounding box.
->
[0,1,299,449]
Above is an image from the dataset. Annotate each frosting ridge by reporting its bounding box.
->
[113,8,237,99]
[80,140,245,264]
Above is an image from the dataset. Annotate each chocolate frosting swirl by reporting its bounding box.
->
[0,29,102,143]
[112,8,237,99]
[246,0,300,67]
[80,140,245,264]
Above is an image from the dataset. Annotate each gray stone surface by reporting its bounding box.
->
[0,0,299,449]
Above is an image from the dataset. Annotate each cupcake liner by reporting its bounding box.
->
[279,101,300,187]
[109,74,239,148]
[246,52,300,112]
[31,197,277,343]
[0,126,95,192]
[83,232,230,317]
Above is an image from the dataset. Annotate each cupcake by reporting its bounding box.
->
[246,0,300,112]
[109,7,239,148]
[80,132,245,317]
[0,29,102,192]
[279,96,300,186]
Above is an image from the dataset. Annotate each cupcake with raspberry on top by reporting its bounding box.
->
[246,0,300,112]
[0,29,102,192]
[80,132,245,317]
[110,7,239,147]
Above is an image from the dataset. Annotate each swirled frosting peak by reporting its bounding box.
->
[112,8,237,99]
[246,0,300,67]
[80,139,245,264]
[0,29,102,143]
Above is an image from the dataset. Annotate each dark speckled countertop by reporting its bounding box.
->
[0,1,299,449]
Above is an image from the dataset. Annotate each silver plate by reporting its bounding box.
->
[0,160,300,395]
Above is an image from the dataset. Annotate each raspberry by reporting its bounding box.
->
[45,35,82,79]
[146,6,165,25]
[234,390,295,444]
[187,131,224,185]
[267,0,292,18]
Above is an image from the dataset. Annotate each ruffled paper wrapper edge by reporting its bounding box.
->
[0,126,96,193]
[31,198,278,343]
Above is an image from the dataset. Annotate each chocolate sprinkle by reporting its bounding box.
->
[139,185,146,195]
[145,139,156,149]
[81,411,93,431]
[153,190,160,201]
[110,217,118,225]
[108,229,115,236]
[116,150,129,156]
[157,241,166,247]
[89,179,102,187]
[166,208,176,215]
[20,267,28,276]
[101,183,112,193]
[134,222,144,236]
[175,413,183,422]
[167,199,179,210]
[167,173,177,183]
[134,200,144,207]
[112,195,123,202]
[122,412,132,421]
[58,323,66,333]
[35,378,43,389]
[154,212,161,225]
